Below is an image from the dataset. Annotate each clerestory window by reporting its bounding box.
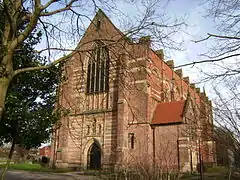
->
[86,41,109,94]
[128,133,135,149]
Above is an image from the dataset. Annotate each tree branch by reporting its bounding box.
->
[193,33,240,43]
[175,53,240,68]
[42,0,59,10]
[10,0,42,50]
[38,18,51,61]
[13,51,75,77]
[40,0,77,16]
[207,33,240,40]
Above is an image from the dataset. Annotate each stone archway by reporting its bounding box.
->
[87,141,101,169]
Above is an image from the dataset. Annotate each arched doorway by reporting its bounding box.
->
[87,141,101,169]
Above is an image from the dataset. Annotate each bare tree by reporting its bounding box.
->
[0,0,187,123]
[174,0,240,81]
[213,84,240,149]
[170,2,240,166]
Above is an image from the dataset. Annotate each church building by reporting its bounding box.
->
[51,10,215,172]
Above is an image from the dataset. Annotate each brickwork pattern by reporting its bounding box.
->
[51,10,215,172]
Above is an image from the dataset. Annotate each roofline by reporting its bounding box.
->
[75,9,132,50]
[149,49,204,101]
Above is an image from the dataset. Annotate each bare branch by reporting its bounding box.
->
[175,53,240,68]
[193,33,240,44]
[11,0,42,50]
[42,0,59,10]
[40,0,77,16]
[13,51,75,77]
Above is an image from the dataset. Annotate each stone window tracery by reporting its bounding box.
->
[87,125,90,135]
[86,41,109,94]
[98,124,102,135]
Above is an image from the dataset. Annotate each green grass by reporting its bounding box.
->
[0,163,73,173]
[0,163,237,180]
[0,159,7,162]
[206,166,228,173]
[9,163,41,170]
[180,166,236,180]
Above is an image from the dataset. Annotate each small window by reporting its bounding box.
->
[96,20,101,30]
[98,124,102,135]
[92,120,96,135]
[56,151,62,160]
[87,125,90,135]
[128,133,135,149]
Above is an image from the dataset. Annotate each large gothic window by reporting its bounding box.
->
[86,41,109,94]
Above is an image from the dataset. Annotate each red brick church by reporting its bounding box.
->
[51,10,215,172]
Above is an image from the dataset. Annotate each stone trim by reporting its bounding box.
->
[69,108,116,116]
[128,80,147,84]
[128,122,150,125]
[178,137,190,141]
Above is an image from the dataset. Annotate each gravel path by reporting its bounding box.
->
[1,170,98,180]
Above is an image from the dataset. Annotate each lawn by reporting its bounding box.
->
[0,163,239,180]
[0,163,73,173]
[180,166,240,180]
[0,159,7,162]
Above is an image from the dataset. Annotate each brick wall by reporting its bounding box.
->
[51,10,215,171]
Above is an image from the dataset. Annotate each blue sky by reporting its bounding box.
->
[165,0,216,61]
[40,0,216,69]
[112,0,217,86]
[38,0,219,94]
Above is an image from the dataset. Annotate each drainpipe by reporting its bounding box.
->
[190,148,193,173]
[52,129,57,168]
[152,126,156,171]
[177,138,180,171]
[177,125,180,172]
[198,139,204,180]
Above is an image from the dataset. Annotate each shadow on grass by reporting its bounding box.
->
[1,164,240,180]
[0,163,73,173]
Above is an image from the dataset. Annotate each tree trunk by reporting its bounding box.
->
[0,77,10,122]
[0,137,16,180]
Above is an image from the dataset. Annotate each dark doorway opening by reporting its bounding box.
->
[87,141,101,169]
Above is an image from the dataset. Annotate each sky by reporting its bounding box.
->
[38,0,220,96]
[114,0,218,93]
[159,0,230,96]
[163,1,211,82]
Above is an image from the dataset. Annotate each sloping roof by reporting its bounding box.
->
[75,9,125,50]
[151,100,186,125]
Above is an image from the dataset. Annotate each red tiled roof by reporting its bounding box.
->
[151,100,186,125]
